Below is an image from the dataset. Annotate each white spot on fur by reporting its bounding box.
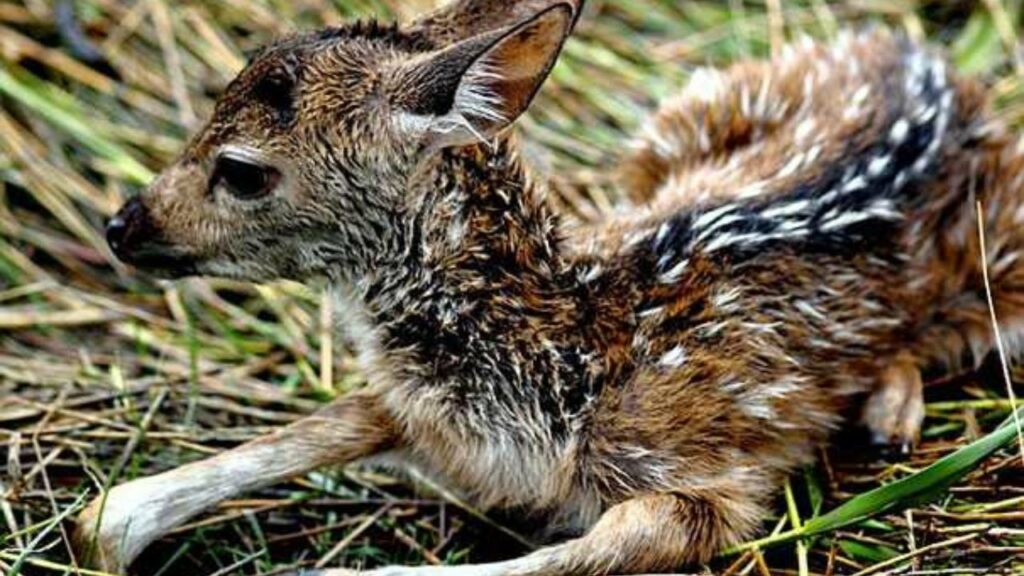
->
[820,210,871,231]
[890,118,910,145]
[762,199,811,219]
[852,85,871,105]
[695,214,745,242]
[658,346,687,368]
[637,306,664,318]
[655,222,671,244]
[693,203,739,232]
[741,400,776,420]
[794,118,816,143]
[867,155,891,177]
[658,259,689,284]
[795,300,827,322]
[737,182,767,198]
[804,144,823,166]
[713,286,742,310]
[776,154,804,179]
[580,265,602,284]
[842,175,867,193]
[894,170,908,191]
[776,218,809,233]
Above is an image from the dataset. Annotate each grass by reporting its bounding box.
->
[1,0,1023,574]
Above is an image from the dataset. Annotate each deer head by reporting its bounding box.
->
[105,0,583,282]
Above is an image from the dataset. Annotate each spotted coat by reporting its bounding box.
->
[81,3,1024,574]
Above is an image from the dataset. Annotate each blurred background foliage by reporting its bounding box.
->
[0,1,1023,574]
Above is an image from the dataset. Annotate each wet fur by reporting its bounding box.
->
[78,3,1024,574]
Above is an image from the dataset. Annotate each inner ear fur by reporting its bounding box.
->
[391,3,577,145]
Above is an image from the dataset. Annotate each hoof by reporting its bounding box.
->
[74,496,127,574]
[862,354,924,450]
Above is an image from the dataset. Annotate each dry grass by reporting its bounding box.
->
[1,0,1023,574]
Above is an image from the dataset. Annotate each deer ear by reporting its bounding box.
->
[406,0,583,47]
[391,3,576,147]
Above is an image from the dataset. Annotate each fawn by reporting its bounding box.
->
[80,0,1024,573]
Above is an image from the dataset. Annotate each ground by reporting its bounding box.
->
[1,0,1023,574]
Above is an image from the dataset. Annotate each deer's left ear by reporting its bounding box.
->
[389,3,576,147]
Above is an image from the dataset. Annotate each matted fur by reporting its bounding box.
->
[80,1,1023,574]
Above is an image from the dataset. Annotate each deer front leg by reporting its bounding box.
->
[311,486,764,576]
[74,390,396,574]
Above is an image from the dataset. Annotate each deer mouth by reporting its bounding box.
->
[117,243,198,278]
[106,197,198,278]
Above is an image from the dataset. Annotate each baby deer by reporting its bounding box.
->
[81,0,1024,573]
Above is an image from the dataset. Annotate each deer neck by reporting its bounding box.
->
[330,138,573,380]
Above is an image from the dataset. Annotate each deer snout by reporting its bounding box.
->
[106,196,195,276]
[106,196,148,257]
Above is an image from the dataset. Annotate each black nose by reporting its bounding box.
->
[106,215,127,251]
[106,196,149,259]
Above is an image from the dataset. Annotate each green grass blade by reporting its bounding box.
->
[837,539,900,564]
[801,406,1024,536]
[951,10,1004,74]
[727,406,1024,555]
[0,65,154,185]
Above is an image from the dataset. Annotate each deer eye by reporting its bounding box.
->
[211,155,280,200]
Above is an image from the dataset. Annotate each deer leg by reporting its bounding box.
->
[74,390,396,574]
[861,352,925,451]
[309,487,764,576]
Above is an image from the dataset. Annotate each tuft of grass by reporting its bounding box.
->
[0,1,1022,575]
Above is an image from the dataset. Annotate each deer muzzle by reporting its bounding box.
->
[106,196,196,277]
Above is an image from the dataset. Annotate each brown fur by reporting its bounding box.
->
[83,2,1023,574]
